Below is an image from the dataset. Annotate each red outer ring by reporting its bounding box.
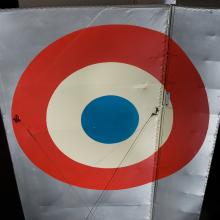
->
[12,25,209,189]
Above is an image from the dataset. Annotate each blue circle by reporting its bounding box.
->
[81,95,139,144]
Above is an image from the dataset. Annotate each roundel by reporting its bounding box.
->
[12,25,209,190]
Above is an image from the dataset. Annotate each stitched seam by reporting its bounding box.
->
[148,5,175,220]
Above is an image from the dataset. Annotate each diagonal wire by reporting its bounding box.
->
[85,108,160,220]
[12,119,95,218]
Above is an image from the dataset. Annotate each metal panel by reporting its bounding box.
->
[152,6,220,220]
[1,5,220,220]
[0,6,170,220]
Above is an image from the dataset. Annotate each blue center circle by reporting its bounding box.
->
[81,95,139,144]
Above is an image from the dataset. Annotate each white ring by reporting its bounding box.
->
[46,62,173,168]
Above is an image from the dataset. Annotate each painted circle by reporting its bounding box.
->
[81,95,139,144]
[12,25,209,190]
[46,62,173,168]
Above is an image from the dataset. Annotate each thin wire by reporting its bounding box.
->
[85,108,159,220]
[13,120,95,217]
